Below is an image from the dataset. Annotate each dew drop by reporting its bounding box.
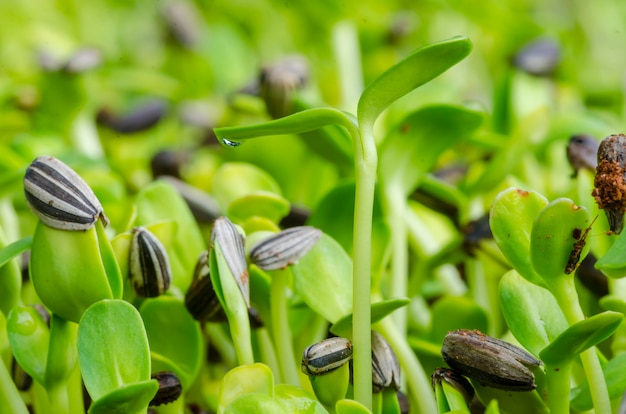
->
[221,138,242,147]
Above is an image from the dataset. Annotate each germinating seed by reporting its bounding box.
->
[301,337,353,376]
[130,227,172,297]
[185,251,227,322]
[371,331,401,393]
[442,329,540,391]
[24,156,109,230]
[592,134,626,234]
[211,217,249,306]
[149,371,182,406]
[249,226,322,270]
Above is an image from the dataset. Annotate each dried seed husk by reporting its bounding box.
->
[431,367,475,406]
[371,331,401,393]
[149,371,182,406]
[250,226,322,270]
[301,337,353,376]
[130,227,172,297]
[259,55,309,118]
[593,134,626,234]
[185,251,227,322]
[211,217,249,306]
[24,156,108,231]
[567,134,598,178]
[442,329,540,391]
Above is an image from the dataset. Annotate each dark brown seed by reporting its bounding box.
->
[97,99,168,134]
[11,358,33,391]
[259,55,308,118]
[442,329,540,392]
[567,134,598,178]
[512,38,561,77]
[185,251,227,322]
[592,134,626,234]
[575,253,609,297]
[149,371,182,406]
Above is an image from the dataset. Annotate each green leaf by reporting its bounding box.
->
[213,107,358,149]
[228,192,290,224]
[217,363,274,414]
[7,306,50,384]
[87,380,159,414]
[212,162,283,210]
[499,270,568,356]
[539,311,623,366]
[357,36,472,127]
[30,221,118,323]
[0,236,31,269]
[330,298,410,337]
[139,296,203,389]
[571,352,626,411]
[291,233,353,323]
[490,187,548,287]
[596,228,626,278]
[274,384,329,414]
[440,382,471,413]
[428,296,489,345]
[77,300,153,403]
[379,105,484,195]
[0,235,30,316]
[309,363,350,409]
[335,399,372,414]
[530,198,591,282]
[224,394,288,414]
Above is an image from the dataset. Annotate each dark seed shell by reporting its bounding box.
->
[24,156,108,230]
[150,371,182,406]
[130,227,172,297]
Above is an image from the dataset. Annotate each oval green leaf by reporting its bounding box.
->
[291,233,353,324]
[499,270,567,356]
[274,384,329,414]
[87,380,159,414]
[217,363,274,414]
[596,228,626,278]
[530,198,591,282]
[379,104,484,195]
[539,311,623,366]
[490,188,548,287]
[228,192,290,224]
[77,299,152,402]
[7,306,49,384]
[335,399,372,414]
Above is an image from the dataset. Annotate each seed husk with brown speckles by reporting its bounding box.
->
[592,134,626,234]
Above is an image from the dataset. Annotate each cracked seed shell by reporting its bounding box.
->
[301,337,353,376]
[442,329,540,391]
[129,227,172,297]
[149,371,182,406]
[249,226,322,270]
[24,156,109,230]
[592,134,626,234]
[371,331,401,393]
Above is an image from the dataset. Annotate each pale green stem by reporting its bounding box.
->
[331,20,363,111]
[205,323,237,367]
[46,384,69,414]
[270,268,299,386]
[0,357,28,414]
[544,361,572,414]
[352,123,377,410]
[230,307,254,365]
[376,318,437,414]
[256,327,281,384]
[385,185,408,332]
[548,278,610,414]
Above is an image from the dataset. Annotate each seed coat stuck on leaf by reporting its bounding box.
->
[130,227,172,297]
[592,134,626,234]
[149,371,182,406]
[441,329,540,391]
[301,337,353,376]
[211,217,249,306]
[24,156,108,230]
[250,226,322,270]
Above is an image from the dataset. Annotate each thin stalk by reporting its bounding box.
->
[256,328,280,384]
[331,20,363,111]
[46,384,69,414]
[544,361,572,414]
[352,123,377,410]
[548,278,611,414]
[205,323,237,367]
[385,185,408,332]
[270,268,299,385]
[229,306,254,365]
[376,318,437,414]
[0,356,28,414]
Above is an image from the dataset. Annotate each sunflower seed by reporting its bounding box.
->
[442,329,540,391]
[592,134,626,234]
[567,134,598,178]
[24,156,108,230]
[149,371,182,406]
[259,55,308,118]
[130,227,171,297]
[250,226,322,270]
[211,217,249,306]
[301,337,353,376]
[185,251,227,322]
[372,331,401,393]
